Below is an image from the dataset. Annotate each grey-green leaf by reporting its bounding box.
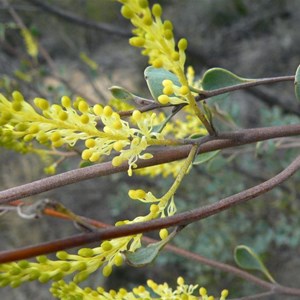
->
[202,68,253,91]
[193,150,220,165]
[124,229,176,267]
[109,86,154,106]
[295,64,300,101]
[144,66,181,101]
[234,245,276,283]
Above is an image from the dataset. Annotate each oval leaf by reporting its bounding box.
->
[109,86,135,102]
[144,66,181,101]
[124,229,176,267]
[295,64,300,101]
[193,150,220,165]
[201,68,253,100]
[234,245,276,283]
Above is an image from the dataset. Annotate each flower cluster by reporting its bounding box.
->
[0,91,165,175]
[120,0,187,76]
[50,277,229,300]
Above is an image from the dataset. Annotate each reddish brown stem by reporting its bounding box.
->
[0,154,299,264]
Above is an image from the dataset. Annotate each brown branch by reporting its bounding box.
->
[24,0,130,37]
[0,152,299,277]
[197,76,295,100]
[1,124,300,205]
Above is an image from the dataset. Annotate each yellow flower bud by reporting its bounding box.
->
[61,96,71,108]
[80,114,89,124]
[78,100,89,113]
[132,110,142,121]
[103,105,113,117]
[101,241,113,251]
[177,276,184,285]
[82,149,92,160]
[34,98,49,110]
[199,287,207,296]
[178,38,188,51]
[113,141,124,152]
[85,139,96,148]
[121,5,134,19]
[158,95,170,105]
[152,58,163,68]
[112,156,123,167]
[93,104,103,116]
[152,4,162,18]
[102,265,112,277]
[138,0,148,8]
[159,228,169,240]
[163,86,173,95]
[179,85,189,95]
[129,37,145,47]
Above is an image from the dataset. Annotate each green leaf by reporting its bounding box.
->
[144,66,181,101]
[124,229,177,267]
[295,64,300,101]
[109,86,154,106]
[193,150,220,165]
[234,245,276,283]
[202,68,253,91]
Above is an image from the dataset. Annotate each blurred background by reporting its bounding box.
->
[0,0,300,299]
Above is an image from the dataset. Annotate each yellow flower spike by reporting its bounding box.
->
[61,96,71,108]
[93,104,103,116]
[159,228,169,240]
[103,105,113,117]
[208,296,214,300]
[152,3,162,18]
[34,97,49,110]
[158,94,170,105]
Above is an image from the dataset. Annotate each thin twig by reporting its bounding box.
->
[196,76,295,100]
[24,0,130,37]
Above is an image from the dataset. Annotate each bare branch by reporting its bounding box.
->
[1,124,300,204]
[0,153,299,269]
[24,0,130,37]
